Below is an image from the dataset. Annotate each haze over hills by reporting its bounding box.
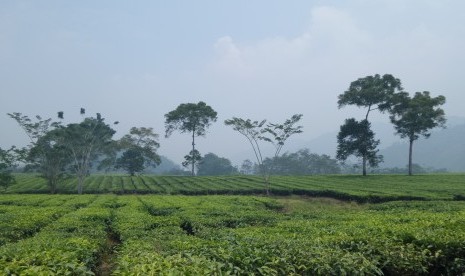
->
[296,116,465,172]
[380,122,465,172]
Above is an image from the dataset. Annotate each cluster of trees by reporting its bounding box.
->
[7,110,160,194]
[2,73,447,194]
[336,74,446,176]
[262,149,341,175]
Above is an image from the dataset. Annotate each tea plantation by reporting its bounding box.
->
[1,174,464,275]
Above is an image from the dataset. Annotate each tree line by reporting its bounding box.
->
[0,73,446,194]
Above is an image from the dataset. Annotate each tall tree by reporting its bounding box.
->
[164,101,217,176]
[389,91,446,175]
[57,111,117,194]
[336,118,382,176]
[8,112,69,193]
[116,127,161,176]
[225,114,303,194]
[338,74,403,120]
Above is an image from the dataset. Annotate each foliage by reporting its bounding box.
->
[197,153,238,176]
[1,194,460,274]
[263,148,341,175]
[337,118,383,176]
[57,113,117,194]
[6,173,465,203]
[8,112,68,193]
[116,127,161,176]
[337,74,403,119]
[0,195,107,275]
[224,117,267,173]
[225,114,303,194]
[262,114,303,157]
[165,101,218,176]
[389,91,446,175]
[0,147,16,190]
[181,149,202,172]
[116,148,145,176]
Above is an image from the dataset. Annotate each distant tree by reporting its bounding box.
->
[116,148,145,176]
[8,112,69,193]
[182,149,202,173]
[165,101,218,176]
[197,153,237,176]
[389,91,446,175]
[116,127,161,176]
[263,149,340,175]
[338,74,403,120]
[240,159,255,175]
[225,114,303,194]
[336,118,382,176]
[0,147,17,191]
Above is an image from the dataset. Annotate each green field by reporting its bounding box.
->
[1,174,465,275]
[5,174,465,202]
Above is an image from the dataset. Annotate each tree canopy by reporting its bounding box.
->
[225,114,303,194]
[338,74,403,120]
[8,112,68,193]
[263,149,340,175]
[336,118,382,176]
[116,127,161,176]
[197,152,237,176]
[59,115,117,194]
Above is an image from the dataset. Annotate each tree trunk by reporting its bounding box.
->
[264,175,270,196]
[362,155,367,176]
[78,174,84,194]
[408,139,414,176]
[191,130,195,176]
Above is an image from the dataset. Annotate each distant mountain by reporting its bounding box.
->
[297,117,465,172]
[380,123,465,172]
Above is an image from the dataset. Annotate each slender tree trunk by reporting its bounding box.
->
[265,175,270,196]
[362,155,367,176]
[78,174,84,194]
[191,130,195,176]
[408,139,414,176]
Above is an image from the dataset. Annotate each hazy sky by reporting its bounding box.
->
[1,0,464,165]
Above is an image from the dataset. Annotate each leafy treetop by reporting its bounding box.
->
[337,74,403,119]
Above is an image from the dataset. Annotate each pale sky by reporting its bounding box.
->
[1,0,464,165]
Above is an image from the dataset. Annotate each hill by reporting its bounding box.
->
[380,123,465,172]
[299,118,465,172]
